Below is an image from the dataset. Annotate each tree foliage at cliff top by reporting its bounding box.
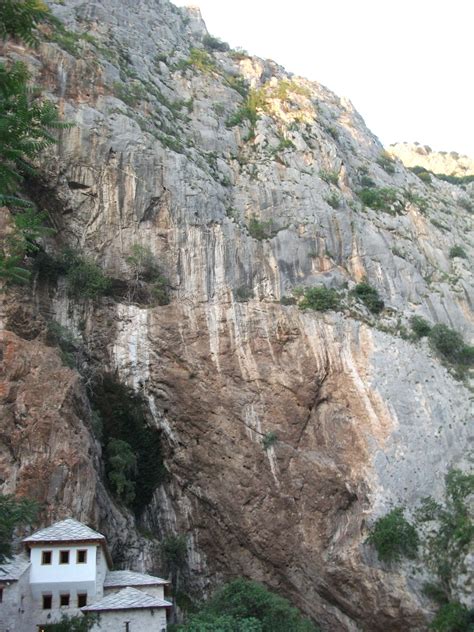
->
[174,578,320,632]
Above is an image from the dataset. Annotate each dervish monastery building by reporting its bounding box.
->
[0,518,172,631]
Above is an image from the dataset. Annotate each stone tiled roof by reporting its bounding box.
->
[104,570,169,587]
[82,586,172,612]
[23,518,105,543]
[0,555,31,581]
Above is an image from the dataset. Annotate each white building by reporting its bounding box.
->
[0,518,172,632]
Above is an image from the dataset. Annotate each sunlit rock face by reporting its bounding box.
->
[388,142,474,177]
[0,0,472,630]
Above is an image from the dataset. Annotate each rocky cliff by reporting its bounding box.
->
[0,1,473,630]
[388,142,474,178]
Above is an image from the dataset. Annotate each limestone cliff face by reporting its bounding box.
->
[0,1,473,630]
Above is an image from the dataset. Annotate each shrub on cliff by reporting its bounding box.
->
[126,244,170,305]
[429,324,474,369]
[449,245,467,259]
[410,315,432,339]
[66,258,111,299]
[203,34,230,52]
[358,187,398,212]
[367,507,418,563]
[376,151,396,174]
[351,282,384,314]
[299,286,340,311]
[247,215,275,241]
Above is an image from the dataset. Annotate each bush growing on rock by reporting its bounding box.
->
[247,215,275,241]
[351,282,384,314]
[262,431,278,450]
[410,315,432,339]
[429,324,474,368]
[299,286,340,312]
[358,187,399,212]
[66,257,111,299]
[226,88,267,132]
[376,151,396,174]
[367,507,418,563]
[448,245,467,259]
[203,34,230,52]
[126,244,170,305]
[319,169,339,185]
[325,192,341,209]
[234,285,254,302]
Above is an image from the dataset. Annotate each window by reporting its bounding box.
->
[42,594,52,610]
[59,550,70,564]
[60,593,70,607]
[76,549,87,564]
[0,587,3,603]
[41,551,52,565]
[77,593,87,608]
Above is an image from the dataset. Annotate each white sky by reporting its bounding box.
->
[173,0,474,157]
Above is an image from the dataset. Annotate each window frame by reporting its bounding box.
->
[59,549,70,565]
[42,594,53,610]
[60,593,70,608]
[76,549,88,564]
[41,550,52,565]
[77,593,88,608]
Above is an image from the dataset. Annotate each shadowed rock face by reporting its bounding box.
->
[0,0,472,630]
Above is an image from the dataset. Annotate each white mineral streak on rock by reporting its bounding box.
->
[112,304,150,388]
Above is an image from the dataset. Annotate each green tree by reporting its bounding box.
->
[200,579,319,632]
[106,438,137,505]
[0,494,38,563]
[175,612,262,632]
[416,470,474,599]
[0,0,69,284]
[0,0,50,46]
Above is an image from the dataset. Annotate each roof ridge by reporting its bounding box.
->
[23,518,105,543]
[82,585,173,612]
